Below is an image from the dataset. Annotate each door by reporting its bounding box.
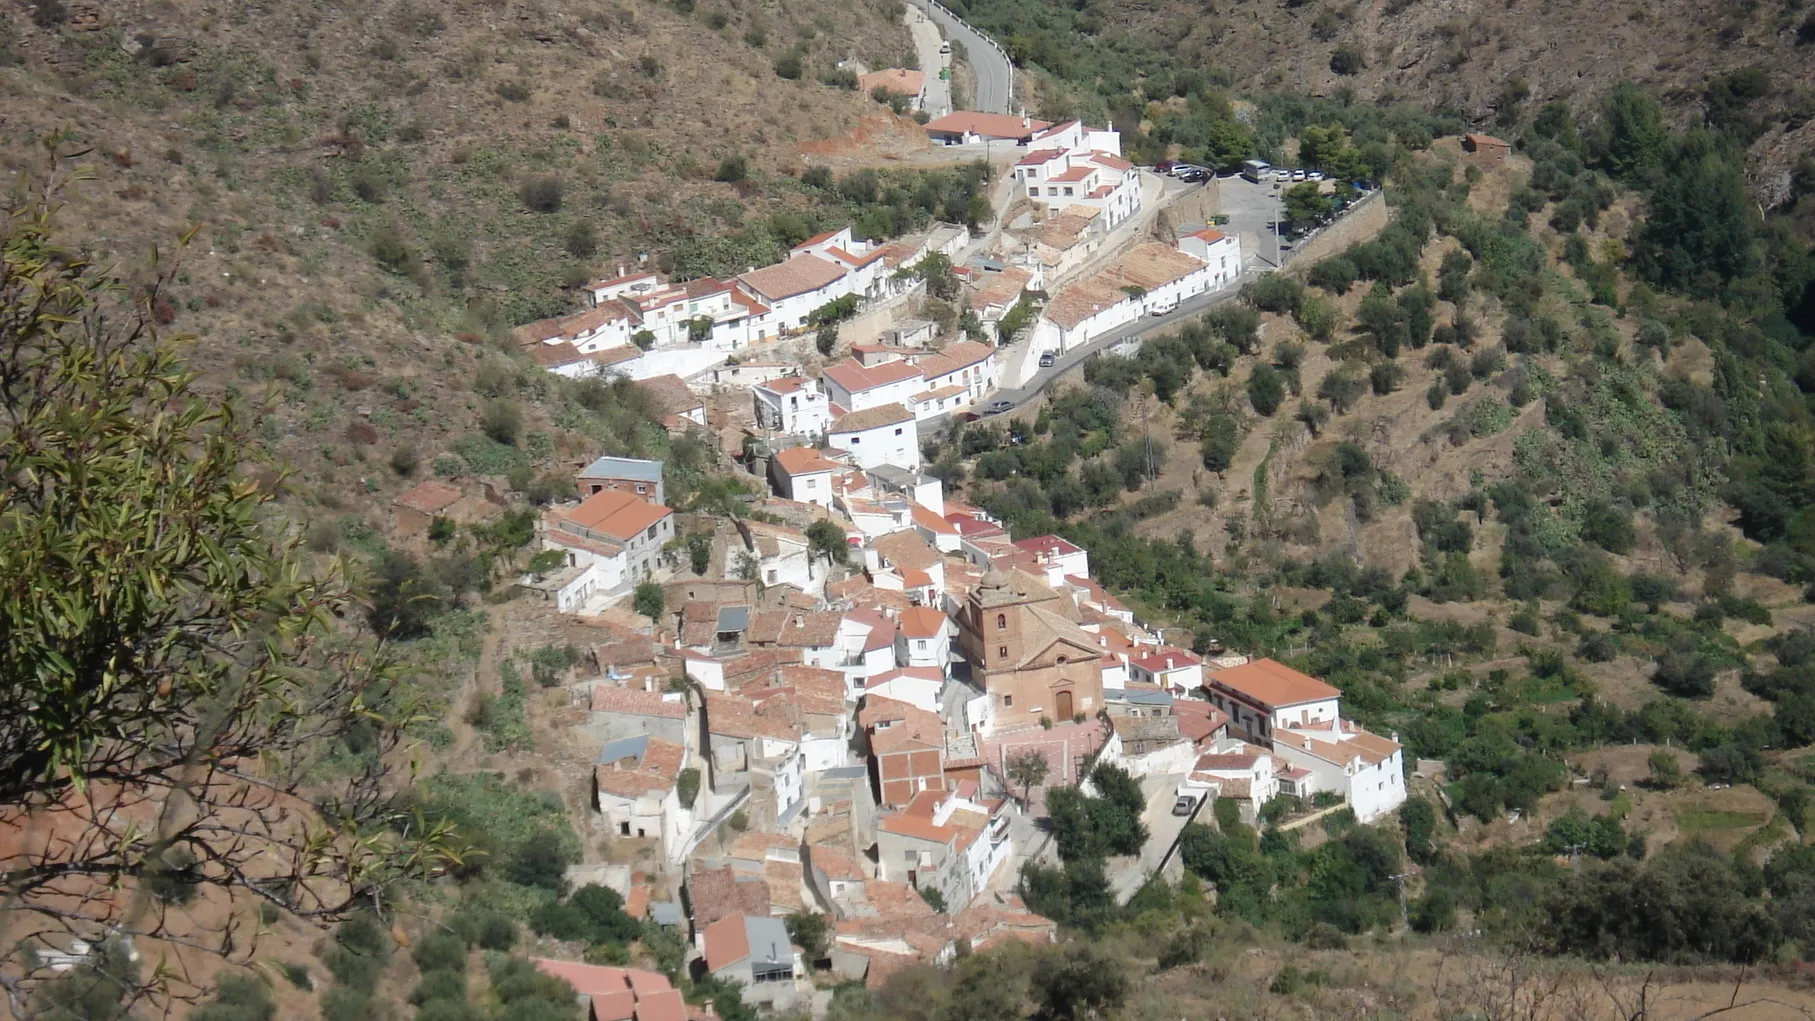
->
[1055,690,1074,720]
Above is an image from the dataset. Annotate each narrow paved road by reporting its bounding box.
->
[907,0,1012,113]
[904,7,951,118]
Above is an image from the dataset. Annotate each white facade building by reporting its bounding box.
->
[822,358,926,415]
[828,404,920,471]
[754,376,832,438]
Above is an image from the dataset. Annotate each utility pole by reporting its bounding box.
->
[1390,871,1412,930]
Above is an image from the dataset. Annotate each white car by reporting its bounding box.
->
[1147,296,1178,316]
[1307,170,1325,181]
[1292,169,1307,182]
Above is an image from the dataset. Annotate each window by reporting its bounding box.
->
[904,850,918,863]
[996,613,1006,631]
[1063,187,1074,196]
[998,646,1008,659]
[753,966,794,984]
[849,436,860,444]
[894,427,904,436]
[1002,695,1013,707]
[646,526,657,541]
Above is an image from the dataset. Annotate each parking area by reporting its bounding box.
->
[1213,174,1289,267]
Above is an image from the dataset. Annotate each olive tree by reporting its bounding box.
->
[0,146,455,1017]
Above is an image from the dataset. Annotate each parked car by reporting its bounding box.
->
[1154,161,1178,174]
[1274,168,1293,182]
[1175,168,1208,183]
[1171,795,1198,817]
[1038,351,1056,367]
[1292,169,1308,182]
[980,399,1015,416]
[1307,170,1325,181]
[1148,295,1178,316]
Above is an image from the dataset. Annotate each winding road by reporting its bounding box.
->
[907,0,1014,114]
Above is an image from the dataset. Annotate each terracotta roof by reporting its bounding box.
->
[924,112,1053,140]
[831,403,914,433]
[914,340,995,380]
[562,489,673,542]
[747,610,843,648]
[911,504,958,536]
[1209,657,1340,709]
[808,843,867,881]
[1194,752,1260,771]
[878,811,954,844]
[1014,535,1082,558]
[705,691,802,742]
[591,686,689,718]
[968,266,1033,311]
[1016,148,1064,167]
[684,276,733,298]
[796,229,843,249]
[871,530,941,572]
[688,866,771,928]
[1133,647,1202,674]
[738,255,846,301]
[530,959,673,1000]
[772,447,842,477]
[1185,227,1228,243]
[634,374,703,418]
[1174,700,1230,744]
[528,341,586,368]
[512,302,635,346]
[703,915,751,972]
[636,990,687,1021]
[1464,133,1510,147]
[1044,242,1208,330]
[1049,165,1094,183]
[395,480,462,515]
[823,358,924,396]
[758,376,811,395]
[1090,152,1132,171]
[897,606,948,639]
[595,737,684,799]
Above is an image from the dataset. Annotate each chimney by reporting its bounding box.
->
[1021,111,1030,129]
[794,614,804,629]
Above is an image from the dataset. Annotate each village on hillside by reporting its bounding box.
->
[504,117,1245,403]
[395,334,1404,1011]
[390,109,1401,1018]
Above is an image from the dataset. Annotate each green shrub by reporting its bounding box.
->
[495,80,531,102]
[191,973,276,1021]
[773,52,803,79]
[520,175,564,213]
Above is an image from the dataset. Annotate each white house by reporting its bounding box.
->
[911,341,998,415]
[859,68,927,110]
[738,520,816,594]
[736,255,850,337]
[549,489,675,585]
[769,447,843,509]
[1130,647,1204,695]
[1030,242,1219,359]
[1011,122,1140,229]
[838,610,901,692]
[895,606,953,674]
[514,301,638,356]
[588,269,770,351]
[1204,657,1404,822]
[1272,720,1406,823]
[1180,740,1280,824]
[828,404,920,471]
[595,735,692,858]
[822,358,926,414]
[1205,658,1343,745]
[1177,227,1243,289]
[1010,535,1088,582]
[754,376,832,439]
[862,666,944,711]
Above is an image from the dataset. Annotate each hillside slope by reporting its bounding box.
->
[1106,0,1815,198]
[0,0,919,511]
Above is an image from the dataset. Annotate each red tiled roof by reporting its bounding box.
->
[563,489,673,543]
[1210,657,1341,709]
[591,686,688,718]
[595,738,684,799]
[1013,535,1082,558]
[1090,152,1132,171]
[914,340,995,381]
[772,446,842,476]
[1133,647,1202,674]
[897,606,948,639]
[703,915,751,972]
[739,255,847,301]
[395,480,462,515]
[924,112,1053,140]
[1049,165,1093,183]
[831,403,914,432]
[823,357,924,396]
[1015,148,1064,167]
